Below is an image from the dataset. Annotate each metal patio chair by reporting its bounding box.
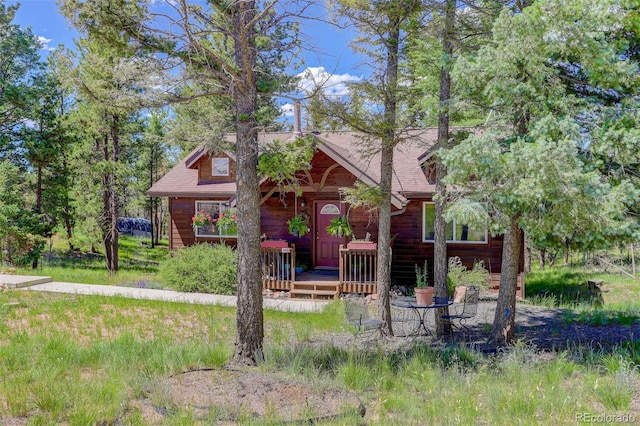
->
[344,296,384,339]
[441,286,480,330]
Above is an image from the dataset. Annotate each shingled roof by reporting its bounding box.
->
[148,128,444,203]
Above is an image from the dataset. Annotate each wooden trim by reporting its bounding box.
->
[260,187,278,205]
[319,163,340,190]
[302,170,314,188]
[168,197,174,249]
[261,244,296,289]
[318,186,341,193]
[421,201,488,244]
[316,141,407,209]
[339,246,378,290]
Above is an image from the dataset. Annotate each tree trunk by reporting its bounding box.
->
[153,202,161,245]
[102,131,113,272]
[32,165,43,269]
[102,179,118,274]
[377,143,393,336]
[539,248,546,270]
[434,162,451,336]
[149,198,154,248]
[61,155,75,252]
[102,115,120,275]
[434,0,456,337]
[490,216,521,345]
[65,215,75,252]
[523,232,531,273]
[376,15,401,336]
[231,0,264,366]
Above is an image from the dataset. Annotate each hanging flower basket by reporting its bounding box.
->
[192,210,214,227]
[216,210,237,232]
[287,214,309,237]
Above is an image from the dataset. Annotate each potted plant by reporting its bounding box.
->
[447,256,489,302]
[295,262,306,274]
[414,260,433,306]
[326,216,352,238]
[287,214,309,237]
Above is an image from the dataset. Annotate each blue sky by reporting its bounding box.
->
[9,0,364,118]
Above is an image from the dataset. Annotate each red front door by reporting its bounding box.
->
[315,201,345,268]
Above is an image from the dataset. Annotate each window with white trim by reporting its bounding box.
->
[194,201,237,238]
[422,202,487,243]
[212,157,230,176]
[320,204,340,215]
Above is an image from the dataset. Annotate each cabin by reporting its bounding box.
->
[148,126,525,299]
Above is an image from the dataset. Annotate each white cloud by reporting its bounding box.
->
[280,103,294,117]
[37,36,55,51]
[296,66,361,96]
[23,119,37,129]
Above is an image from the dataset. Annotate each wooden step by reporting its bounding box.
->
[290,281,340,299]
[289,289,338,296]
[292,282,339,289]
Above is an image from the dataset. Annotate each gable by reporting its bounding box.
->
[149,129,452,202]
[264,150,358,191]
[196,153,236,182]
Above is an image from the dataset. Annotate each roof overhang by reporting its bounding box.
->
[315,139,408,209]
[148,190,238,198]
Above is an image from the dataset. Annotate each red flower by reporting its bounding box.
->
[192,210,213,227]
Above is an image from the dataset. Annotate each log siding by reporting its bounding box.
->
[157,131,523,295]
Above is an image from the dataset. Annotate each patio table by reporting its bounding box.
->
[390,296,453,336]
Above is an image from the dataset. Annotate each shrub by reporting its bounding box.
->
[160,243,237,294]
[446,256,489,296]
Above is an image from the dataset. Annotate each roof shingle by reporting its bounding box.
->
[148,129,444,199]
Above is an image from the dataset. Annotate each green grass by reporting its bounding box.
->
[0,290,638,424]
[13,235,170,287]
[525,266,640,326]
[3,247,640,423]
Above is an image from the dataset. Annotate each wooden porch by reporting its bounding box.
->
[261,244,378,299]
[261,243,526,300]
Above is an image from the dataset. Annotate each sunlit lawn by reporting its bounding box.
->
[14,235,169,287]
[3,242,640,423]
[0,287,638,424]
[524,266,640,329]
[526,266,640,309]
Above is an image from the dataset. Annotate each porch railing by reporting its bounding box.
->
[339,244,378,294]
[261,244,295,290]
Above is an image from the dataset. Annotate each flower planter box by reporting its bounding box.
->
[260,240,288,249]
[347,242,377,250]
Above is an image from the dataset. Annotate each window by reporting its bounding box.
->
[320,204,340,215]
[212,157,229,176]
[194,201,237,238]
[422,202,487,243]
